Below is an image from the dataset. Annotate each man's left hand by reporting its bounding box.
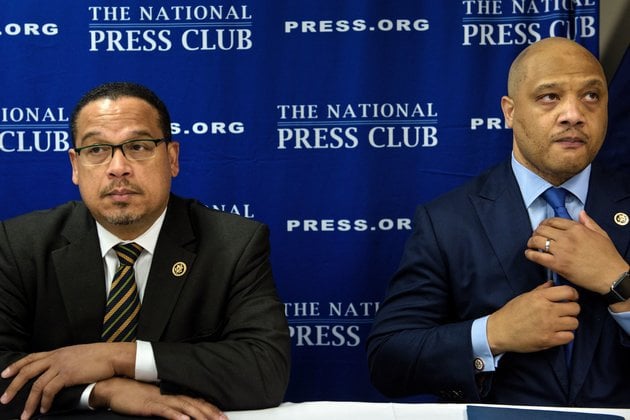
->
[525,210,629,299]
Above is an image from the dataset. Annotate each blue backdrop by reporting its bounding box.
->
[1,0,625,403]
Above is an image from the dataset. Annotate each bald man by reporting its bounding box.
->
[367,38,630,407]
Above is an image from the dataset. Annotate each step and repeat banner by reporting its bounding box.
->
[2,0,625,403]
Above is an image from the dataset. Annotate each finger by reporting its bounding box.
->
[530,229,564,252]
[533,280,554,291]
[1,358,50,404]
[175,398,209,420]
[526,234,541,250]
[525,248,552,260]
[551,330,576,346]
[178,397,226,420]
[556,315,579,332]
[537,235,548,251]
[539,217,576,230]
[532,223,566,242]
[560,301,581,317]
[21,368,60,418]
[544,285,579,302]
[1,353,46,379]
[144,400,192,420]
[196,399,227,420]
[37,374,66,414]
[1,374,34,405]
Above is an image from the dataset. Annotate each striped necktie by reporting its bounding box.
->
[102,242,143,342]
[541,187,574,367]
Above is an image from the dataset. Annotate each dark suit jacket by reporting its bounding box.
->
[0,194,291,417]
[367,160,630,407]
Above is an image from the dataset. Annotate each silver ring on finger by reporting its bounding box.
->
[544,238,551,253]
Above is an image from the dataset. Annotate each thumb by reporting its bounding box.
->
[578,210,608,236]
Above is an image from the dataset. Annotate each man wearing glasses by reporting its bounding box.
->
[0,82,291,419]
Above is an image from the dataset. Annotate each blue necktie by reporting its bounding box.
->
[542,187,571,219]
[541,187,574,368]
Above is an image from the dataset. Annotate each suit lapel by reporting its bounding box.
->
[53,204,106,343]
[584,165,630,267]
[51,198,200,343]
[470,161,545,294]
[470,161,571,395]
[138,196,197,341]
[569,165,630,399]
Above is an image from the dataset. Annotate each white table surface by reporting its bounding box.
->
[226,401,630,420]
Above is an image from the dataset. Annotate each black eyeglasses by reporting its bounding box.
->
[74,138,170,166]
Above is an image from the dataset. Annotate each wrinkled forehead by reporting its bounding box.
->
[510,42,606,95]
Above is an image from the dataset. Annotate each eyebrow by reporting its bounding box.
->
[532,78,606,95]
[79,129,155,145]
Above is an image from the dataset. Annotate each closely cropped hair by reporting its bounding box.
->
[70,82,172,147]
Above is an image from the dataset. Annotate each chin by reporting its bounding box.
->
[557,153,590,169]
[104,211,142,226]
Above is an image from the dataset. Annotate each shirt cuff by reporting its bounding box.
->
[135,340,159,383]
[471,316,503,372]
[79,383,96,410]
[609,307,630,335]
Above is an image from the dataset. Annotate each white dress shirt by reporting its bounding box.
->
[79,208,167,408]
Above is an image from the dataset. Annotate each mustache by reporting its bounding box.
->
[99,181,143,197]
[551,127,588,142]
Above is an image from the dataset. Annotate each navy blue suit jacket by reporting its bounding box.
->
[367,160,630,407]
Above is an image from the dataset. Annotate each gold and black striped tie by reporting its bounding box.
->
[102,242,143,342]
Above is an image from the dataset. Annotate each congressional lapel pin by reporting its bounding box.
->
[614,212,629,226]
[172,262,187,277]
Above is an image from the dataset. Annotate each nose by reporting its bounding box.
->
[558,96,585,128]
[106,147,132,177]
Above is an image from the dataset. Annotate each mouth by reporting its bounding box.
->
[552,134,587,149]
[103,188,139,202]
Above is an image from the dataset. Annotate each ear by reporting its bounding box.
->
[167,141,180,177]
[500,96,514,128]
[69,149,80,186]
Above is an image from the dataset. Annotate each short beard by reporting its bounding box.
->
[106,214,141,225]
[105,204,142,226]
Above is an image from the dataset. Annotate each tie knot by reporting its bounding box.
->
[542,187,567,207]
[113,242,143,266]
[542,187,571,219]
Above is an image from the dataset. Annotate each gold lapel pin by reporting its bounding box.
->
[614,212,629,226]
[172,262,187,277]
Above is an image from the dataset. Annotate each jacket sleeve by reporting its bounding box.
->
[366,205,481,401]
[0,221,84,417]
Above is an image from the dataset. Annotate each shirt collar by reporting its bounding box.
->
[96,208,167,258]
[510,153,590,208]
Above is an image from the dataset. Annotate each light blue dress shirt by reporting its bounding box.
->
[471,155,630,372]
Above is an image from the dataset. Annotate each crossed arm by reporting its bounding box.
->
[0,220,290,419]
[1,343,225,420]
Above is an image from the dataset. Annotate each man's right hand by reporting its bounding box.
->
[486,281,580,355]
[92,377,227,420]
[1,342,136,419]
